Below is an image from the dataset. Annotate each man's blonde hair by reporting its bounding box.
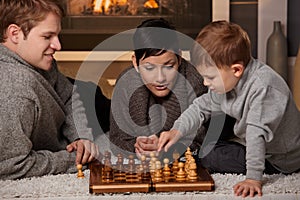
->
[0,0,65,42]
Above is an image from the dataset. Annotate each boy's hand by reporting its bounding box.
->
[157,129,182,152]
[135,135,158,154]
[66,139,99,165]
[233,179,262,197]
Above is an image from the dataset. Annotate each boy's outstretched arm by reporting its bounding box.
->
[157,129,182,152]
[233,179,262,198]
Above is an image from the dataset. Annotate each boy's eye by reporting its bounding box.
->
[43,36,51,40]
[205,76,214,80]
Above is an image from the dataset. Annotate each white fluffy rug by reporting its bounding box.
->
[1,170,299,200]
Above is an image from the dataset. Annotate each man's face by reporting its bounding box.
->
[16,12,61,71]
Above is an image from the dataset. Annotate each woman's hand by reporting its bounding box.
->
[233,178,262,197]
[135,135,159,156]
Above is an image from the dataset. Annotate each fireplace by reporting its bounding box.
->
[60,0,211,50]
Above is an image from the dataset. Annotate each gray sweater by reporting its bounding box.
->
[110,60,207,156]
[0,44,93,180]
[173,58,300,181]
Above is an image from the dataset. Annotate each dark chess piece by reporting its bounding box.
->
[102,151,113,182]
[114,154,126,182]
[126,155,139,182]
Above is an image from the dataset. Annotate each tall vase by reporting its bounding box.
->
[266,21,288,82]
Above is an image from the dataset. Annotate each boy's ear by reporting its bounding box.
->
[6,24,22,44]
[231,63,244,78]
[131,54,139,73]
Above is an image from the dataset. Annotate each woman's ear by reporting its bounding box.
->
[177,50,182,65]
[231,63,244,78]
[131,54,139,73]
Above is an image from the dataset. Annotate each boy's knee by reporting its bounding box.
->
[200,141,246,174]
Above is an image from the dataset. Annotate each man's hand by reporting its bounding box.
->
[233,179,262,197]
[135,135,158,156]
[157,129,182,152]
[66,139,99,165]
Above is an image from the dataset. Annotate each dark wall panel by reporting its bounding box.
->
[288,0,300,56]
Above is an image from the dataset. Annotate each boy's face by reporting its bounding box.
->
[198,65,240,94]
[132,51,180,98]
[15,12,61,71]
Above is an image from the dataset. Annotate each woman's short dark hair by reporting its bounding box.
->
[133,18,180,65]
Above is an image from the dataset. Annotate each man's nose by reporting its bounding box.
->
[50,37,61,51]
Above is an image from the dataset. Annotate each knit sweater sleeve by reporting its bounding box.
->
[109,68,139,155]
[245,85,288,181]
[52,63,93,142]
[172,92,215,136]
[0,93,77,180]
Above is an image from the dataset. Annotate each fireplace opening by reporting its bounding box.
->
[61,0,211,50]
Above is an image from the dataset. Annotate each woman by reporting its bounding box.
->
[109,18,208,158]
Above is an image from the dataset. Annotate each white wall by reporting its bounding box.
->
[212,0,230,21]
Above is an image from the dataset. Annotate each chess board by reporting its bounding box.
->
[89,159,215,194]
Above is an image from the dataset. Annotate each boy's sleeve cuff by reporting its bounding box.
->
[246,169,263,181]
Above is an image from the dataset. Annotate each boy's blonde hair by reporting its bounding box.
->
[191,20,251,69]
[0,0,65,42]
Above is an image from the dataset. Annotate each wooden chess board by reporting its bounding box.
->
[89,160,215,194]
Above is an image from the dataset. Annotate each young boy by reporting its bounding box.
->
[158,21,300,197]
[0,0,98,180]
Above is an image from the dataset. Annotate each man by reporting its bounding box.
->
[0,0,99,180]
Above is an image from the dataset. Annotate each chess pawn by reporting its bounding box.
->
[171,158,179,175]
[77,164,84,178]
[141,155,150,181]
[176,162,186,182]
[172,150,180,162]
[187,162,198,182]
[126,155,139,182]
[162,158,171,182]
[149,156,157,175]
[137,164,144,181]
[102,163,114,182]
[104,151,112,168]
[102,151,114,182]
[114,154,126,182]
[153,160,163,183]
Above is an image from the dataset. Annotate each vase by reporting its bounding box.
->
[266,21,288,82]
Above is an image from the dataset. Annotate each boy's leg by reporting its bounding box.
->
[200,140,246,174]
[264,159,281,174]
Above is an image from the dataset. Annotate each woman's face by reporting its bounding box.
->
[133,51,180,98]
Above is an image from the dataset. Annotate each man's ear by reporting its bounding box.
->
[6,24,22,44]
[231,63,244,78]
[131,54,139,73]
